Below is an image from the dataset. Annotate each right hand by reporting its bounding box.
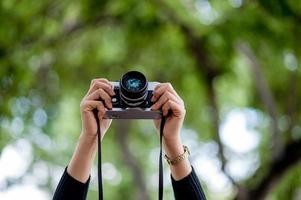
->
[80,78,115,140]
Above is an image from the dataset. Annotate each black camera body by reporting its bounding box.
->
[104,71,162,119]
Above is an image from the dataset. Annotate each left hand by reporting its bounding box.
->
[151,83,186,145]
[151,83,191,178]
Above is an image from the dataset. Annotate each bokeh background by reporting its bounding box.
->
[1,0,301,199]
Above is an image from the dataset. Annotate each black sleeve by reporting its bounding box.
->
[53,167,90,200]
[171,166,207,200]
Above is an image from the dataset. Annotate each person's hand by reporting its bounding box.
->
[67,78,115,183]
[151,83,186,157]
[80,78,115,140]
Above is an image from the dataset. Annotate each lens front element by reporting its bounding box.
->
[125,78,144,92]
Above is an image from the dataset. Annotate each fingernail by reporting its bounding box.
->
[151,96,155,102]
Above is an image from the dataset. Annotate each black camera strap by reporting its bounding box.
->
[94,110,103,200]
[94,111,166,200]
[158,116,166,200]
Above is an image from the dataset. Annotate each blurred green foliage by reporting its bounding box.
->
[1,0,301,199]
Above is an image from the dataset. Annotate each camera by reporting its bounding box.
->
[104,71,162,119]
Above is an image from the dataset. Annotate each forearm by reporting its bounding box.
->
[165,137,207,200]
[67,133,98,183]
[163,137,192,180]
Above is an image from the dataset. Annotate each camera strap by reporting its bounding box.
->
[94,111,166,200]
[94,110,103,200]
[158,116,166,200]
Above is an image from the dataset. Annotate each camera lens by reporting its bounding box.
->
[120,71,148,107]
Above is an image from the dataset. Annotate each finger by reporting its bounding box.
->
[86,88,112,109]
[161,101,170,116]
[80,100,106,117]
[87,81,115,96]
[151,91,182,110]
[152,82,180,102]
[90,78,110,86]
[162,99,185,117]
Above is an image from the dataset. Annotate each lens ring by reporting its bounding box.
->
[120,71,147,93]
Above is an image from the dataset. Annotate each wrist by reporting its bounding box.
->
[165,145,190,165]
[163,136,184,159]
[163,137,192,180]
[79,132,98,146]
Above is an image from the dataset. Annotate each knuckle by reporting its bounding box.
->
[101,110,106,116]
[80,101,88,109]
[182,108,186,115]
[99,111,104,117]
[104,84,111,90]
[97,104,104,111]
[91,79,97,85]
[97,107,104,113]
[166,91,172,98]
[166,82,172,88]
[100,78,109,83]
[91,80,98,88]
[97,88,104,93]
[99,83,111,93]
[80,99,86,105]
[95,81,103,87]
[100,88,110,96]
[105,99,111,105]
[92,79,109,88]
[98,110,105,117]
[98,83,110,90]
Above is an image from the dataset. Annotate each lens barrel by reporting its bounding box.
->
[120,71,148,107]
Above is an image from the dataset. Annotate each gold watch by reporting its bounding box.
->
[164,145,190,165]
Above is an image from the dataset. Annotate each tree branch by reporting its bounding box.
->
[285,71,299,141]
[237,43,283,159]
[233,43,301,200]
[249,139,301,200]
[17,13,121,52]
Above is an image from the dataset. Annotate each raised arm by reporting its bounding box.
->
[53,79,114,200]
[151,83,207,200]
